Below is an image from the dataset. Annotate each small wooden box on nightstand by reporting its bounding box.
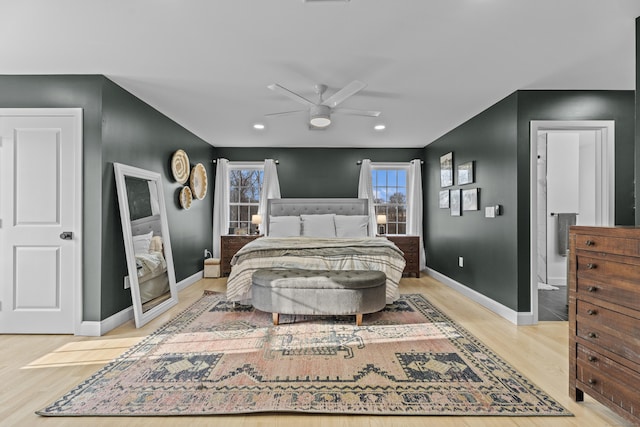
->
[384,235,420,278]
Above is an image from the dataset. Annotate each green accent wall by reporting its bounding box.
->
[425,90,635,313]
[0,75,215,321]
[214,147,424,198]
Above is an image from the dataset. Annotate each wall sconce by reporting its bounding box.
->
[251,214,262,235]
[376,214,387,235]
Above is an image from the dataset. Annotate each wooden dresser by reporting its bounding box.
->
[568,226,640,425]
[385,235,420,278]
[220,234,262,276]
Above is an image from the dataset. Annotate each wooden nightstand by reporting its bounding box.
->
[220,234,262,276]
[385,235,420,278]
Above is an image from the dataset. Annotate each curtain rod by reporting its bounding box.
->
[212,159,279,164]
[356,160,423,165]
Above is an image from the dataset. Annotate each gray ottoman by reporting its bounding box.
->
[252,269,386,326]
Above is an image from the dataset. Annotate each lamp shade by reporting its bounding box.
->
[251,214,262,225]
[376,214,387,225]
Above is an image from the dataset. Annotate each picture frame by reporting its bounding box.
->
[440,152,453,187]
[462,188,479,211]
[450,189,461,216]
[458,161,474,185]
[439,190,450,208]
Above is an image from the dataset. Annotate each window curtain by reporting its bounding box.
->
[258,159,281,235]
[357,159,377,237]
[407,159,426,270]
[212,158,229,259]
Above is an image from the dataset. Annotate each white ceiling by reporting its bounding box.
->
[3,1,640,148]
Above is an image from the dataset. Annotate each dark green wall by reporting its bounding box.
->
[101,78,215,318]
[425,90,635,313]
[215,148,424,198]
[424,93,520,310]
[0,75,215,321]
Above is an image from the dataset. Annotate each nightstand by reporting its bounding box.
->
[220,234,262,276]
[385,235,420,278]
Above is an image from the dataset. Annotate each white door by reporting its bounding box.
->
[0,109,82,334]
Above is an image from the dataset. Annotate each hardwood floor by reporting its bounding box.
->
[0,275,633,427]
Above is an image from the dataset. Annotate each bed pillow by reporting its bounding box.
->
[300,214,336,238]
[334,215,369,238]
[268,215,301,237]
[132,231,153,254]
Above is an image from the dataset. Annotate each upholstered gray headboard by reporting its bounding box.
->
[265,198,368,236]
[131,214,163,237]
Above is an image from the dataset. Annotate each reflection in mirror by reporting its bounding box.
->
[114,163,178,328]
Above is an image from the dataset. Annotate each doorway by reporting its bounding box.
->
[0,109,83,334]
[529,121,614,324]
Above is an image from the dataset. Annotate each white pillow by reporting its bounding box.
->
[268,216,301,237]
[300,214,336,238]
[334,215,369,238]
[132,231,153,254]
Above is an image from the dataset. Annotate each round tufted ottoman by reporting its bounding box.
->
[251,268,386,326]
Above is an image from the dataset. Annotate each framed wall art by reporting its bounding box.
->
[440,152,453,187]
[439,190,450,208]
[458,161,474,185]
[450,189,461,216]
[462,188,479,211]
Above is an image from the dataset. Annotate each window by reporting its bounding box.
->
[372,164,408,234]
[228,163,263,234]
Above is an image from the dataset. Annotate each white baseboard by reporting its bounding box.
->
[426,268,534,325]
[77,269,204,336]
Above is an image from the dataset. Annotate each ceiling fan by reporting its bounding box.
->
[265,80,381,129]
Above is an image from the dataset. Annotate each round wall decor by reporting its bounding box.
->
[171,149,190,184]
[179,186,193,210]
[190,163,208,200]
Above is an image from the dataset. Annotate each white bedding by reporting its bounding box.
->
[226,236,406,304]
[136,251,169,303]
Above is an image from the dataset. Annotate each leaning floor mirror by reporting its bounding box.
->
[114,163,178,328]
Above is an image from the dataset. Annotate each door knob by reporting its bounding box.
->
[59,231,73,240]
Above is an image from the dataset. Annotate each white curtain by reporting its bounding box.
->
[258,159,281,235]
[212,158,229,259]
[407,159,426,270]
[357,159,377,237]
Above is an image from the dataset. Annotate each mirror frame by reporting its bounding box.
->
[114,162,178,327]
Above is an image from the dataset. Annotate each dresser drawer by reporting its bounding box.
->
[576,345,640,415]
[576,256,640,311]
[575,234,640,257]
[576,301,640,366]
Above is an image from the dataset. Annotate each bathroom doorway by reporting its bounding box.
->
[530,121,614,323]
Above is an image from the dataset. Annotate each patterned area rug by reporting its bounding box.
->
[38,292,571,417]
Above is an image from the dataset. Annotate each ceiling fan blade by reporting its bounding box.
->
[322,80,367,108]
[267,84,316,107]
[264,109,307,117]
[332,108,381,117]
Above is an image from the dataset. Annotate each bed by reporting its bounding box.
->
[131,215,170,304]
[225,198,406,304]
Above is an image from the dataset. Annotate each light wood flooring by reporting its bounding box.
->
[0,275,633,427]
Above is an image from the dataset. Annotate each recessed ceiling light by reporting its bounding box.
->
[374,124,386,131]
[253,123,265,130]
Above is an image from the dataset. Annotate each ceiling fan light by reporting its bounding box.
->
[309,104,331,128]
[310,115,331,127]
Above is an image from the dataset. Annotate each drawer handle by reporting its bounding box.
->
[587,355,597,362]
[587,286,598,293]
[588,332,598,339]
[588,378,597,385]
[586,263,596,270]
[585,240,595,246]
[586,309,597,316]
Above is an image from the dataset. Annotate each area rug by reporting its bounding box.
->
[38,292,571,417]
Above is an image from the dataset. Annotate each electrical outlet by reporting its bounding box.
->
[458,257,464,268]
[124,276,130,290]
